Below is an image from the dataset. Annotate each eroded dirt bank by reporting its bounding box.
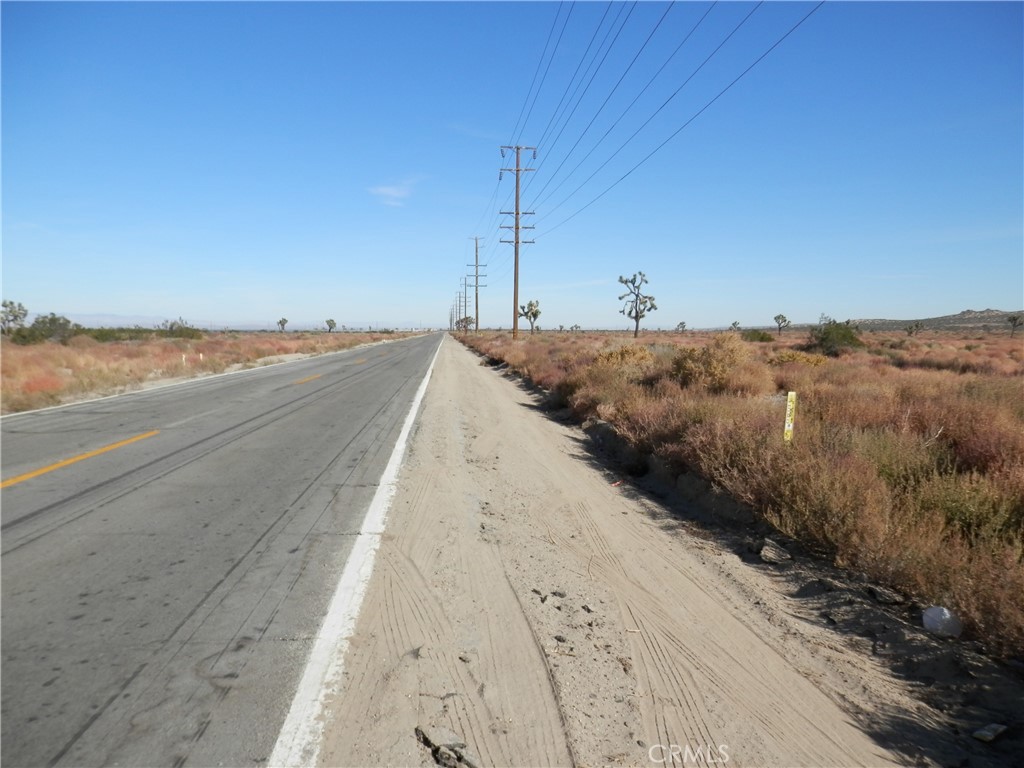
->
[318,336,1020,768]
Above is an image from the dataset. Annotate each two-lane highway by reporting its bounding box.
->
[1,332,442,767]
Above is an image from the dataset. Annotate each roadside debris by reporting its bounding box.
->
[416,725,480,768]
[922,606,963,638]
[971,723,1008,743]
[760,539,792,564]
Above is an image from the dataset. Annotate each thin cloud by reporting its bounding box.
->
[448,122,503,142]
[368,176,425,207]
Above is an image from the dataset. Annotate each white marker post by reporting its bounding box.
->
[784,391,797,443]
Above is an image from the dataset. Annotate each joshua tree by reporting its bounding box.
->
[675,321,687,333]
[729,321,741,331]
[618,272,657,338]
[773,314,791,337]
[1,300,28,336]
[326,319,337,333]
[1008,315,1022,338]
[570,324,581,333]
[905,321,924,337]
[277,318,288,332]
[518,300,541,334]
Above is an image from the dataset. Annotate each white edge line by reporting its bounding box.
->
[267,335,443,768]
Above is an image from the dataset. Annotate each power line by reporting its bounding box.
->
[538,1,827,238]
[513,2,576,148]
[507,2,567,148]
[538,1,761,223]
[490,2,647,285]
[533,1,616,153]
[525,0,677,208]
[524,1,638,198]
[494,1,577,225]
[529,1,718,214]
[467,2,565,269]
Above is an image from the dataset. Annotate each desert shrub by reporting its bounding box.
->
[672,333,747,392]
[940,404,1024,474]
[76,326,155,342]
[616,389,686,453]
[157,318,203,340]
[453,331,1024,655]
[916,471,1022,541]
[644,344,678,381]
[12,314,81,345]
[882,337,911,350]
[805,315,864,357]
[768,349,827,367]
[564,344,656,419]
[592,344,655,379]
[0,330,411,414]
[67,334,100,349]
[723,360,775,396]
[852,428,952,495]
[741,329,774,342]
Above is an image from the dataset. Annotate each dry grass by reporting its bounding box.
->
[458,328,1024,657]
[1,331,409,413]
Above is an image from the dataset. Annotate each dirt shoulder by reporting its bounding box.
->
[318,336,1021,768]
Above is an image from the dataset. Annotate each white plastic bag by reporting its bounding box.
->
[922,605,963,638]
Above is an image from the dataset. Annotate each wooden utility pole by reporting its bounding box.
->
[468,237,486,333]
[460,277,469,329]
[500,146,535,339]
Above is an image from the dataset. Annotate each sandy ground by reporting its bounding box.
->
[317,336,1021,768]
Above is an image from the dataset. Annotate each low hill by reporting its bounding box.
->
[852,308,1023,332]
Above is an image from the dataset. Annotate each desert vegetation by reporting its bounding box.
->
[457,325,1024,656]
[518,300,541,334]
[1,328,408,414]
[618,272,657,338]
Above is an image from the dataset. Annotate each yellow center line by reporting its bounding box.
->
[1,430,161,489]
[293,374,322,385]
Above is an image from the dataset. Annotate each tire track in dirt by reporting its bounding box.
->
[318,339,573,767]
[473,342,902,767]
[318,338,908,768]
[545,464,891,766]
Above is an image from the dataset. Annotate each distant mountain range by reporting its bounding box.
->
[850,308,1023,332]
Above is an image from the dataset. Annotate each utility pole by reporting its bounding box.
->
[460,277,469,330]
[468,237,486,333]
[500,146,535,339]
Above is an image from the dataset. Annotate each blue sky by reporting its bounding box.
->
[2,1,1021,331]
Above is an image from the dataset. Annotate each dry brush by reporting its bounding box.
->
[460,329,1024,657]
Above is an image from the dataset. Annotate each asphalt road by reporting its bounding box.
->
[1,332,442,768]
